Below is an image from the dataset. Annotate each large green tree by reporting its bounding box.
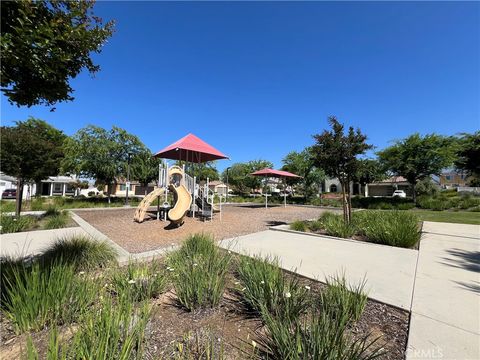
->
[378,133,456,203]
[281,148,325,201]
[62,126,145,202]
[352,159,387,196]
[1,0,114,107]
[311,117,372,223]
[131,150,161,195]
[221,160,273,196]
[0,118,66,215]
[454,132,480,184]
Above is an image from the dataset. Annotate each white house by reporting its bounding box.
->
[36,176,79,197]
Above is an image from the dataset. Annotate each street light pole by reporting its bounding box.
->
[125,153,131,206]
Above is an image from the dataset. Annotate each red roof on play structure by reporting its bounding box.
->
[154,133,229,163]
[251,168,301,178]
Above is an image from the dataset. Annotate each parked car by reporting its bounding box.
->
[2,189,17,199]
[392,190,406,198]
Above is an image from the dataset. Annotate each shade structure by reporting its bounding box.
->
[251,168,301,208]
[154,133,229,163]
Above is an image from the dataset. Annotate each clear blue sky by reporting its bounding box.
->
[1,1,479,172]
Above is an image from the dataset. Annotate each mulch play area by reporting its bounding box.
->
[74,204,336,253]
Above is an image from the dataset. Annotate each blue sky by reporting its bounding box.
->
[1,1,479,172]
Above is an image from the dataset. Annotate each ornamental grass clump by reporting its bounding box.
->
[41,236,117,270]
[319,273,368,328]
[2,260,98,334]
[290,220,307,232]
[319,212,357,238]
[43,211,69,230]
[0,215,34,233]
[108,260,167,302]
[236,255,310,322]
[354,210,421,248]
[168,233,232,311]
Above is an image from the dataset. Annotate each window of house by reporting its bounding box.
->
[330,184,338,192]
[120,184,131,191]
[65,184,75,192]
[0,182,5,186]
[445,175,451,181]
[53,183,63,192]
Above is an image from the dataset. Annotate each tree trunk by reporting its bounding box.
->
[341,181,348,223]
[15,178,24,217]
[347,180,353,222]
[412,181,416,204]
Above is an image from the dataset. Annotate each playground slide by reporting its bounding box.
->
[134,188,165,223]
[168,184,192,224]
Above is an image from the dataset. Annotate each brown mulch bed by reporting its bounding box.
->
[74,204,338,253]
[1,270,409,360]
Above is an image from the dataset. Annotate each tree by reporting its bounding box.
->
[454,132,480,182]
[311,116,373,223]
[221,160,273,196]
[352,159,386,196]
[62,126,145,203]
[1,0,114,107]
[131,150,161,195]
[377,133,455,203]
[185,162,220,182]
[0,118,66,215]
[281,148,325,201]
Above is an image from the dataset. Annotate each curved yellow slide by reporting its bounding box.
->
[134,187,165,223]
[168,184,192,224]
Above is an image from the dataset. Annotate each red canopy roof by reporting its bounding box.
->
[154,133,229,163]
[251,168,301,178]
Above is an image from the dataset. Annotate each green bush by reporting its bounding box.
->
[30,198,45,211]
[43,212,69,230]
[236,255,310,322]
[319,274,368,327]
[2,260,98,333]
[44,206,61,216]
[319,212,356,238]
[354,210,421,248]
[290,220,307,232]
[41,236,117,270]
[0,200,16,213]
[168,233,232,311]
[397,203,415,210]
[108,260,167,302]
[0,215,34,233]
[308,219,323,232]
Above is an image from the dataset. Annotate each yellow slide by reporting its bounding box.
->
[168,184,192,225]
[134,187,165,223]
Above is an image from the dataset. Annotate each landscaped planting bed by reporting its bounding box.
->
[0,207,77,234]
[0,234,409,359]
[290,210,422,248]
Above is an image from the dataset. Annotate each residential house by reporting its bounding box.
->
[366,176,412,197]
[439,171,471,189]
[36,176,79,197]
[207,180,229,196]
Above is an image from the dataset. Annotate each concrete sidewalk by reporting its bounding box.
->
[407,222,480,360]
[0,227,89,257]
[219,230,418,310]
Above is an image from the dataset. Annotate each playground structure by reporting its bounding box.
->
[133,163,224,224]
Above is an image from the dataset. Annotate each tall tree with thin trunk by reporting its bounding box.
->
[311,117,372,223]
[377,133,455,203]
[0,118,66,216]
[131,150,161,195]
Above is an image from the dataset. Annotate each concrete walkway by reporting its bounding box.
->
[407,222,480,360]
[220,229,418,310]
[0,227,89,257]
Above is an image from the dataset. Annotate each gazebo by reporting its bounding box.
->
[251,168,301,208]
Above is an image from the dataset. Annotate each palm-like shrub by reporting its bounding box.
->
[290,220,307,232]
[319,212,357,238]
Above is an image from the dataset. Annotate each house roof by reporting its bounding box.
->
[208,181,226,187]
[0,172,17,182]
[41,176,78,184]
[371,176,409,185]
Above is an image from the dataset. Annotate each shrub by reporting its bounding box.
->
[257,303,382,360]
[290,220,307,232]
[2,261,98,333]
[319,274,368,327]
[354,210,421,248]
[470,206,480,212]
[459,196,480,210]
[0,200,16,213]
[43,212,69,230]
[0,215,34,233]
[41,236,117,270]
[308,220,323,232]
[168,233,232,311]
[397,203,415,210]
[44,206,61,217]
[236,255,310,322]
[108,260,167,302]
[319,212,356,238]
[30,198,45,211]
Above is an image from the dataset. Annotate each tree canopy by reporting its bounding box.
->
[311,116,372,222]
[0,117,66,215]
[1,0,114,107]
[281,148,325,200]
[377,133,455,202]
[222,160,273,195]
[131,150,161,189]
[454,132,480,181]
[62,125,145,201]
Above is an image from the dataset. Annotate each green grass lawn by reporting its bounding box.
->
[411,210,480,225]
